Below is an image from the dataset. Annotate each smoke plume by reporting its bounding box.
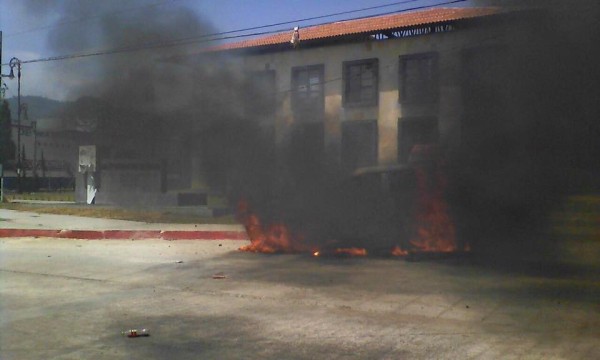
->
[196,1,600,263]
[18,0,218,155]
[445,0,600,263]
[210,1,600,263]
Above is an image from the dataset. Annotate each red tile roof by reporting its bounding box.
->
[205,7,501,53]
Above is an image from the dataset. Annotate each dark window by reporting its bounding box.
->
[398,118,438,163]
[289,122,324,178]
[399,53,439,103]
[291,65,324,122]
[343,58,378,107]
[246,70,276,116]
[342,120,378,172]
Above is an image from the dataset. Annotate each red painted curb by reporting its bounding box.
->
[58,230,104,239]
[160,230,248,240]
[0,229,61,238]
[0,229,249,240]
[103,230,163,239]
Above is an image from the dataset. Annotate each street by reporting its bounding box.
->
[0,237,598,359]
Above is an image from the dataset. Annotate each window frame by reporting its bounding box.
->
[399,52,439,104]
[341,119,379,172]
[397,117,439,164]
[342,58,379,108]
[291,64,325,115]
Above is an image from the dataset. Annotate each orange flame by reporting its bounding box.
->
[237,200,305,253]
[391,246,408,256]
[334,247,367,256]
[408,159,458,253]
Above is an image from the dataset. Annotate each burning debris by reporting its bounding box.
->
[234,141,465,258]
[409,155,459,253]
[237,199,307,254]
[236,148,463,259]
[391,246,408,257]
[333,248,368,257]
[237,200,373,257]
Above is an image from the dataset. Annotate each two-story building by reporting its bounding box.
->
[86,6,514,207]
[189,7,506,177]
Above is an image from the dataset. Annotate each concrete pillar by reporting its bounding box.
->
[378,53,401,165]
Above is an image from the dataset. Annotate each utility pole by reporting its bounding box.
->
[0,32,4,200]
[0,31,4,100]
[13,57,22,193]
[0,31,7,100]
[32,120,37,180]
[1,31,24,193]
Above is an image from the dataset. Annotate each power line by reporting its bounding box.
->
[193,0,426,38]
[112,0,430,52]
[3,0,185,38]
[6,0,467,66]
[19,30,284,64]
[4,0,426,40]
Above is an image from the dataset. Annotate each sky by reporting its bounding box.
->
[0,0,476,101]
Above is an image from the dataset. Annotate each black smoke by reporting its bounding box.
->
[205,1,600,262]
[17,1,600,264]
[18,0,217,158]
[447,0,600,263]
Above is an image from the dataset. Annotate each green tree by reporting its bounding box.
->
[0,100,15,164]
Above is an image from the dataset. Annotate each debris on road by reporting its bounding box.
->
[212,272,227,279]
[122,328,150,338]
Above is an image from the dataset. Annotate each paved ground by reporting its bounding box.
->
[0,209,244,231]
[1,236,598,359]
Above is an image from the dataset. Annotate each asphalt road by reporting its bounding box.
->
[0,237,598,359]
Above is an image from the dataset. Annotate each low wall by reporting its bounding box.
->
[77,160,170,206]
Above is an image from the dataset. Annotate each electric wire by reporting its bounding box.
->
[174,0,426,39]
[3,0,467,66]
[126,0,465,51]
[3,0,432,39]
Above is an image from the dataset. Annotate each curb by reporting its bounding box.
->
[0,229,249,240]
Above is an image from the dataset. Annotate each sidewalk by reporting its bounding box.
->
[0,209,248,240]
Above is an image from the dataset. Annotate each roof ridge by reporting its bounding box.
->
[307,6,499,26]
[201,6,503,53]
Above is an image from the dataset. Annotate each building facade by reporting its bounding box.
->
[196,7,507,175]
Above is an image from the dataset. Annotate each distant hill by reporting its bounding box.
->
[5,96,67,122]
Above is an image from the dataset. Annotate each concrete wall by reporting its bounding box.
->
[93,160,169,206]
